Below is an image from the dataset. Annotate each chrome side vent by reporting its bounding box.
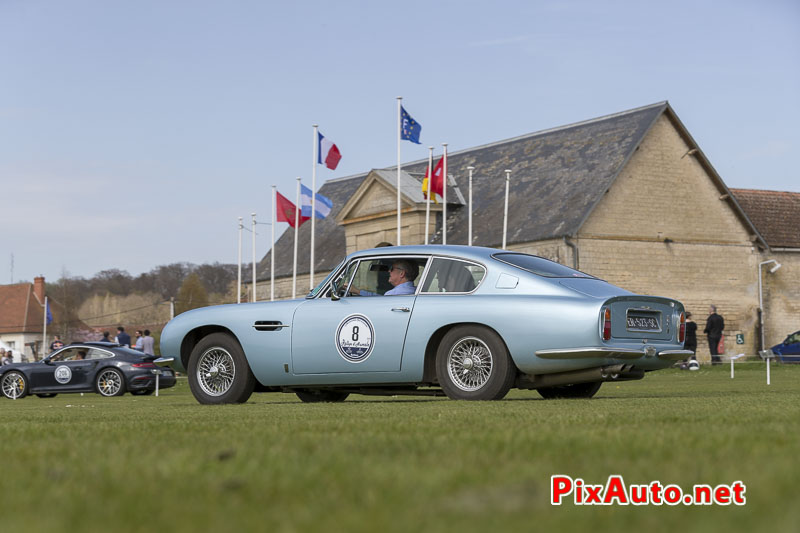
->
[253,321,290,331]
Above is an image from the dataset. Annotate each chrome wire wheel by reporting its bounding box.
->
[2,372,27,399]
[97,369,123,396]
[447,336,493,392]
[197,347,236,397]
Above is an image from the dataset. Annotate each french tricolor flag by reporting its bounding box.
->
[318,131,342,170]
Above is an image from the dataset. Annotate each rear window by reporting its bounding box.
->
[492,253,595,279]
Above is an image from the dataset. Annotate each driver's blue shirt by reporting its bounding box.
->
[359,281,416,296]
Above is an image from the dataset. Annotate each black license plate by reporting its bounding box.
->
[626,313,660,331]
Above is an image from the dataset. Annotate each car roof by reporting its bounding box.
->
[69,341,122,348]
[347,244,503,263]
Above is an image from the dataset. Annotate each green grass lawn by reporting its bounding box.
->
[2,364,798,533]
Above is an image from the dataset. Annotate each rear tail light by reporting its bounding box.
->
[678,312,686,343]
[132,362,157,368]
[602,308,612,341]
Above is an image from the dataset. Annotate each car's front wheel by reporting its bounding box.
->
[435,325,516,400]
[188,333,255,405]
[537,381,602,399]
[96,368,126,397]
[1,371,28,399]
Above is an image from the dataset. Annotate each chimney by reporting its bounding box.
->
[34,276,46,303]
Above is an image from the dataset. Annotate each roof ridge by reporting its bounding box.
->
[378,101,670,170]
[322,102,670,184]
[731,187,800,195]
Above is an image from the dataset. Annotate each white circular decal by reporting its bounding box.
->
[54,365,72,384]
[336,314,375,363]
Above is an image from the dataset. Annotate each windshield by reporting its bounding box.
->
[492,252,595,279]
[306,259,346,298]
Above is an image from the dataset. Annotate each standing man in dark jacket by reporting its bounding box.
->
[115,326,131,348]
[704,305,724,365]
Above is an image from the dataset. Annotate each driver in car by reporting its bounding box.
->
[350,260,418,296]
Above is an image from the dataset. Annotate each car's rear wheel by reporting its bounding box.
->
[435,325,516,400]
[96,368,126,397]
[295,389,349,403]
[36,393,58,398]
[188,333,255,405]
[537,381,602,399]
[1,371,28,399]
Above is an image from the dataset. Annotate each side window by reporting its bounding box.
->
[53,348,88,361]
[421,258,485,293]
[87,348,113,360]
[348,257,426,296]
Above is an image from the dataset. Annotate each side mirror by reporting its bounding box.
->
[330,279,341,301]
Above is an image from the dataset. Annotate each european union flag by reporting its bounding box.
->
[400,106,422,144]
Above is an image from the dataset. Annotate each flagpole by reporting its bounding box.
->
[293,177,301,299]
[42,296,48,355]
[442,143,448,246]
[271,186,276,301]
[396,97,402,246]
[467,166,474,246]
[311,124,318,290]
[425,146,433,244]
[251,213,257,302]
[503,169,511,249]
[237,216,243,303]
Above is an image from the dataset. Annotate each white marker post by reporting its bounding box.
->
[729,353,745,379]
[759,349,775,385]
[767,357,771,385]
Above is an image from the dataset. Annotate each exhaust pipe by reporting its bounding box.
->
[517,364,644,389]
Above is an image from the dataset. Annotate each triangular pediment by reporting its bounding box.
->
[337,169,421,223]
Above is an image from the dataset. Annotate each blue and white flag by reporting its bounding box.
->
[300,184,333,219]
[400,106,421,144]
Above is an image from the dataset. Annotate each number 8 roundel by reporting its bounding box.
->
[335,314,375,363]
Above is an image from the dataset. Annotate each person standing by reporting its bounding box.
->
[115,326,131,348]
[99,331,112,343]
[0,348,12,365]
[684,312,698,356]
[133,330,145,351]
[49,335,65,352]
[704,305,725,365]
[142,330,155,356]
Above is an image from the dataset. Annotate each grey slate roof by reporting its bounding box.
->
[730,188,800,248]
[259,102,670,280]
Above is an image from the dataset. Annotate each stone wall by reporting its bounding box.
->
[762,252,800,349]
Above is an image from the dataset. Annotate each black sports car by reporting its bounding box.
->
[0,342,176,399]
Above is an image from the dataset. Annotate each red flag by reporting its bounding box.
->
[276,191,309,228]
[424,155,445,200]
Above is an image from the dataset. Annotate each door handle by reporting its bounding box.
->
[391,307,410,312]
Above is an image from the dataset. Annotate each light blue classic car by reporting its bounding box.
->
[158,245,692,403]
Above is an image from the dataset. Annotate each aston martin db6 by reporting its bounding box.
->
[158,245,692,403]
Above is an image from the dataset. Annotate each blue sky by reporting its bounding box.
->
[1,0,798,284]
